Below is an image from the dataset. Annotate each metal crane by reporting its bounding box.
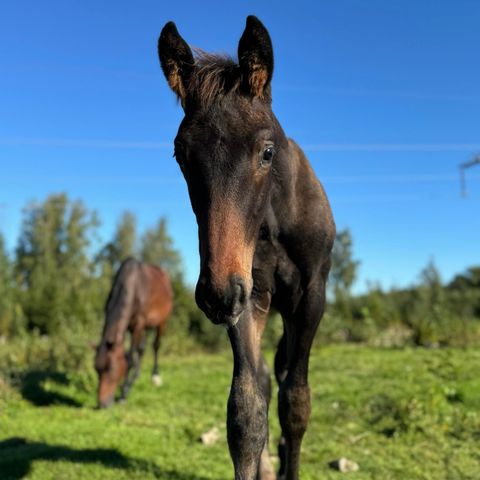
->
[460,155,480,197]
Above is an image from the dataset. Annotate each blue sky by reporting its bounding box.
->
[1,0,479,291]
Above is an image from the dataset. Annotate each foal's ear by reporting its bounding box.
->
[158,21,195,106]
[238,16,274,99]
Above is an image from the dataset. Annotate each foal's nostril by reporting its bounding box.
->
[230,276,247,315]
[196,273,248,324]
[233,283,242,302]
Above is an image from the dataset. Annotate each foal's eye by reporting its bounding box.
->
[261,146,274,166]
[174,145,186,171]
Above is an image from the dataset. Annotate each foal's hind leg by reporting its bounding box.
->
[152,325,163,387]
[227,294,273,480]
[257,354,275,480]
[274,333,288,477]
[277,271,328,480]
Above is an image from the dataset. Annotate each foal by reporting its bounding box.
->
[95,258,173,408]
[158,16,335,480]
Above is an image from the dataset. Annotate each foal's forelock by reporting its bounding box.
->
[173,51,272,111]
[187,53,241,109]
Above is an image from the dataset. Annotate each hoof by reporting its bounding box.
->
[152,374,163,387]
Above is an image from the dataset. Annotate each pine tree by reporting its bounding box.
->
[97,211,137,271]
[139,218,181,276]
[15,194,99,334]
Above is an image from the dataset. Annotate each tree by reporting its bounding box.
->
[138,218,213,347]
[407,260,450,346]
[0,233,16,335]
[449,266,480,291]
[447,265,480,329]
[140,218,182,277]
[97,211,137,271]
[15,193,99,334]
[330,229,360,298]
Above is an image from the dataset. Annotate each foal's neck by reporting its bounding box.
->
[270,136,331,238]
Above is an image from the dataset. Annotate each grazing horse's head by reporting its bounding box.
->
[94,341,127,408]
[158,16,286,326]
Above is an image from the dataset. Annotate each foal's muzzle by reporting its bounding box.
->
[196,274,248,326]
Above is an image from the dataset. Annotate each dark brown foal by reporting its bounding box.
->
[158,16,335,479]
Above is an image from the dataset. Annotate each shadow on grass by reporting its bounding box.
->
[20,370,83,407]
[0,437,216,480]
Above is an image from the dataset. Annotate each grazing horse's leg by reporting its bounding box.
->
[120,327,146,400]
[227,294,273,480]
[277,267,328,480]
[152,325,163,386]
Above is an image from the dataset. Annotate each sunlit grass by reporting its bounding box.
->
[1,345,480,479]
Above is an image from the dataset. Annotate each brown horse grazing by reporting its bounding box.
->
[94,258,173,408]
[158,16,335,480]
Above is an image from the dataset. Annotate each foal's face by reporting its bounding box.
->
[175,102,277,324]
[94,342,127,408]
[159,17,278,326]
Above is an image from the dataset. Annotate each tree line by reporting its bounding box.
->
[1,193,479,360]
[328,230,480,347]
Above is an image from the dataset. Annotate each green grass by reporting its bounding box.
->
[1,345,480,479]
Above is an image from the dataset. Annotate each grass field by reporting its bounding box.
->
[1,345,480,479]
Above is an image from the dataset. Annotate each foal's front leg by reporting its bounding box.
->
[226,304,271,480]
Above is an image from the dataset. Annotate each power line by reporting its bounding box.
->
[1,137,480,153]
[459,155,480,197]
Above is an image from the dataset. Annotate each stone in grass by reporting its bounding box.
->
[329,457,359,473]
[200,426,221,446]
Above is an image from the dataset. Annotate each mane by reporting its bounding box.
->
[187,51,241,108]
[103,257,138,343]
